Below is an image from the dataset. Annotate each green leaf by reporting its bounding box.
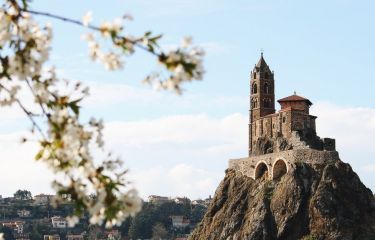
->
[69,98,82,115]
[35,149,44,160]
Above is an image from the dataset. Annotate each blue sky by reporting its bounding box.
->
[0,0,374,199]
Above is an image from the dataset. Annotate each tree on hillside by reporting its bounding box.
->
[0,226,14,240]
[152,222,169,240]
[13,189,32,200]
[0,0,204,229]
[191,204,207,224]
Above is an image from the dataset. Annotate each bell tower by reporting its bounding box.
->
[249,53,275,155]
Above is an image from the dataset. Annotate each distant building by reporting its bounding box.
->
[192,196,212,207]
[17,209,31,218]
[14,232,30,240]
[204,196,212,206]
[34,194,54,205]
[2,221,25,234]
[51,216,67,228]
[66,234,84,240]
[192,199,205,206]
[170,215,190,228]
[106,230,121,240]
[148,195,171,204]
[173,197,191,205]
[44,235,60,240]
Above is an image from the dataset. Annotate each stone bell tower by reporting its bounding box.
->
[249,53,275,155]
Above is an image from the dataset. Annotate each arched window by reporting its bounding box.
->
[272,159,287,180]
[252,98,258,108]
[253,72,256,79]
[265,72,269,79]
[252,83,258,94]
[264,83,270,94]
[251,98,257,108]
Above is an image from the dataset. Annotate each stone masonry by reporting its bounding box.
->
[229,54,338,180]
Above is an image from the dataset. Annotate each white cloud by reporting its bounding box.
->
[104,113,247,152]
[199,42,234,56]
[0,131,55,197]
[311,101,375,191]
[0,101,374,199]
[82,80,248,111]
[83,82,162,107]
[311,101,375,152]
[130,164,222,199]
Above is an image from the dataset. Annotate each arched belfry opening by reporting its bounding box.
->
[255,162,269,180]
[272,159,287,180]
[252,83,258,94]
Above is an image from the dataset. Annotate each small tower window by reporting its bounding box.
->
[264,83,270,94]
[252,99,258,108]
[263,98,271,108]
[253,72,256,79]
[263,99,268,108]
[265,72,269,78]
[283,116,286,123]
[252,83,258,94]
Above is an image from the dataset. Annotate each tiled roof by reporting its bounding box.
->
[278,94,312,105]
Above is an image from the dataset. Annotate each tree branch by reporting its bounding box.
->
[21,8,160,56]
[0,83,47,140]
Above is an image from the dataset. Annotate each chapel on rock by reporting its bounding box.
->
[229,54,337,180]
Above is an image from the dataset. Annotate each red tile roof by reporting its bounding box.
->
[277,94,312,105]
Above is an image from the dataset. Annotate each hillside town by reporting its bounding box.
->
[0,191,210,240]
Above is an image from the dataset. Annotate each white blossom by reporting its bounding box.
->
[67,215,80,227]
[100,18,123,38]
[101,51,124,71]
[181,36,192,48]
[82,11,92,27]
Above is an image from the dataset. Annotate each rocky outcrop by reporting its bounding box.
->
[252,131,335,156]
[190,159,375,240]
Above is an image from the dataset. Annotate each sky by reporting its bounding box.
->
[0,0,374,200]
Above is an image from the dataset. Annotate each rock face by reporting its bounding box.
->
[251,130,334,157]
[190,159,375,240]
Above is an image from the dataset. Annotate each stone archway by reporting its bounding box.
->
[272,159,287,180]
[254,161,269,180]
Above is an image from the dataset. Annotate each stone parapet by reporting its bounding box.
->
[229,149,339,179]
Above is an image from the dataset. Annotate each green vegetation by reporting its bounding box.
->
[0,191,208,239]
[121,201,207,239]
[300,234,319,240]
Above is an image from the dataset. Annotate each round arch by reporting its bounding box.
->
[254,161,269,180]
[272,159,288,180]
